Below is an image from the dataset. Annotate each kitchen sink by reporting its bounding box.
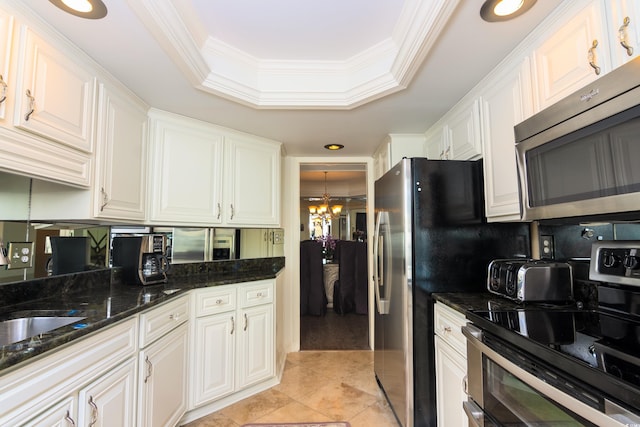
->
[0,316,86,347]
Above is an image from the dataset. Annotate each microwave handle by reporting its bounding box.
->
[463,400,485,427]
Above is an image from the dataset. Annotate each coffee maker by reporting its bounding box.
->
[112,235,169,285]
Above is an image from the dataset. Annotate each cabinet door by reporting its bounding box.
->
[480,59,533,222]
[446,99,482,160]
[78,358,137,427]
[148,114,224,224]
[435,336,468,427]
[424,126,446,160]
[224,136,280,226]
[138,323,188,427]
[236,304,274,389]
[0,10,13,121]
[23,396,77,427]
[191,314,235,407]
[14,25,96,153]
[532,1,609,110]
[608,0,640,66]
[94,83,147,220]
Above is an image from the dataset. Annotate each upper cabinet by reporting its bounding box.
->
[480,59,534,222]
[93,82,148,221]
[373,134,426,179]
[607,0,640,67]
[424,99,483,161]
[148,110,281,227]
[13,24,96,153]
[531,1,611,110]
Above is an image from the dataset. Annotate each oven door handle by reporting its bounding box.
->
[463,400,485,427]
[461,324,483,344]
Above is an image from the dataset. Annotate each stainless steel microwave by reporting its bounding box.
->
[515,56,640,221]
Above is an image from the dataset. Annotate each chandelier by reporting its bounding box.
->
[309,172,342,218]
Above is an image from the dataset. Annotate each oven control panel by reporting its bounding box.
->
[590,241,640,285]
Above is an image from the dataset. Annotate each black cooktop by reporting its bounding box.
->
[467,306,640,412]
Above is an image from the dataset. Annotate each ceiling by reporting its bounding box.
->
[22,0,563,157]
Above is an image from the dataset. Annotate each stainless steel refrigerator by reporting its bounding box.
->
[373,158,529,427]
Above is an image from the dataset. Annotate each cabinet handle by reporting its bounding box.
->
[230,204,235,220]
[216,298,223,305]
[619,16,634,57]
[0,74,7,104]
[144,355,153,383]
[216,203,221,220]
[64,410,76,427]
[588,39,601,75]
[100,187,109,211]
[25,89,35,121]
[88,395,98,427]
[230,316,235,334]
[443,326,452,333]
[243,313,248,331]
[463,374,469,395]
[169,312,180,321]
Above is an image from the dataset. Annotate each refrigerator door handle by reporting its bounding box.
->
[374,211,390,314]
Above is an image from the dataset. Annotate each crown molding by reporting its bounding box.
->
[127,0,459,109]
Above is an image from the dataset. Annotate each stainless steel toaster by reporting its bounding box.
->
[488,259,573,302]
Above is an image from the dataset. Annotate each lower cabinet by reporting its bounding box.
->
[190,279,275,410]
[434,302,468,427]
[137,295,190,427]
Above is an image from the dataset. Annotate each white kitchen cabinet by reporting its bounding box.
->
[148,109,281,227]
[77,358,137,427]
[0,9,12,122]
[190,280,275,411]
[224,135,281,226]
[480,58,534,222]
[372,134,427,179]
[606,0,640,67]
[423,99,482,161]
[13,23,96,153]
[93,82,148,221]
[531,1,611,111]
[138,323,189,427]
[434,302,468,427]
[137,295,189,427]
[0,318,137,427]
[23,396,77,427]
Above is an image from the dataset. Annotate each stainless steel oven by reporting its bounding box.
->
[462,323,635,426]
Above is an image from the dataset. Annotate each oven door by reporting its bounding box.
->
[462,324,630,427]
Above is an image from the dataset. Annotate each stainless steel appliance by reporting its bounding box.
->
[112,235,169,285]
[465,241,640,426]
[515,55,640,221]
[487,258,572,302]
[373,158,530,427]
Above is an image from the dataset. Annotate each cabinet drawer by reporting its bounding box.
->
[238,280,274,308]
[193,285,236,317]
[139,295,189,348]
[434,302,467,355]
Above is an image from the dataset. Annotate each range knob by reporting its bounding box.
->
[602,251,620,268]
[624,254,640,269]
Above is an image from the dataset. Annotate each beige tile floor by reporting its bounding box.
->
[183,350,399,427]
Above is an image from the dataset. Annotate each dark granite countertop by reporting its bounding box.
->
[433,292,524,315]
[0,257,284,373]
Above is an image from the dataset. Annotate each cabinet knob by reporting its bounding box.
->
[588,39,601,75]
[0,75,7,104]
[25,89,36,121]
[619,16,634,57]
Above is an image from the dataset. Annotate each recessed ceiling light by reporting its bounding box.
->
[324,144,344,151]
[49,0,108,19]
[480,0,536,22]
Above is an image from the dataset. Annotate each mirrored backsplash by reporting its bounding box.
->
[0,221,284,285]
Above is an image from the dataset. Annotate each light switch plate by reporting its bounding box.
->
[7,242,34,269]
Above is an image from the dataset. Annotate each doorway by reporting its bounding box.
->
[299,163,369,350]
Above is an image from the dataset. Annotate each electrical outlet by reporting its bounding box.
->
[539,235,554,259]
[7,242,34,269]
